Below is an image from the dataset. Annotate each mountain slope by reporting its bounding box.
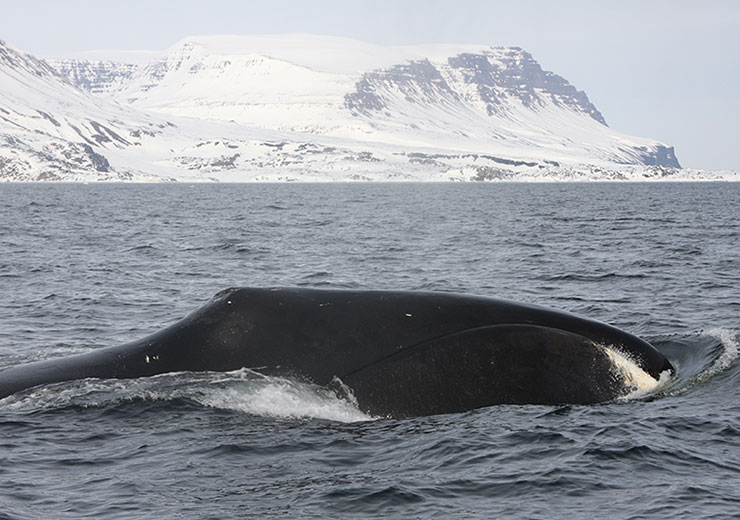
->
[0,40,170,180]
[343,49,680,167]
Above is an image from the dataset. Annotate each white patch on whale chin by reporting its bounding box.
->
[603,346,671,399]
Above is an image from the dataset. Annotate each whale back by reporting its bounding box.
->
[0,288,673,413]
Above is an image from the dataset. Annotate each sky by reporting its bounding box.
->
[1,0,738,170]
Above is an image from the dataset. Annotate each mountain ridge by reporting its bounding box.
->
[0,35,707,181]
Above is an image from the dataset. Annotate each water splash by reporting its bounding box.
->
[697,328,739,381]
[193,369,374,423]
[647,328,739,399]
[0,368,374,423]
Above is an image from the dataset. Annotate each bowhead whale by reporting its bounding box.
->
[0,288,673,417]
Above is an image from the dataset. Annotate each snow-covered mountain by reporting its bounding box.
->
[3,34,727,182]
[0,40,176,180]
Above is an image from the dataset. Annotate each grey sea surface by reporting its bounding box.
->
[0,182,738,519]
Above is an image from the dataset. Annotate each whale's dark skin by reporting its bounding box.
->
[0,288,673,417]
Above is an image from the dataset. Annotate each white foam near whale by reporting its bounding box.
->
[704,328,739,376]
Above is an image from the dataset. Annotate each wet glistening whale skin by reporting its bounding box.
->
[0,288,673,417]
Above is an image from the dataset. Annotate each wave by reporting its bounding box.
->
[651,328,739,398]
[542,272,648,282]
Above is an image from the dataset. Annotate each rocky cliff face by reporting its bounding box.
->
[637,144,680,168]
[446,48,607,124]
[51,59,137,94]
[346,48,606,125]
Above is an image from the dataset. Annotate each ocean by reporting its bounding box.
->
[0,182,738,519]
